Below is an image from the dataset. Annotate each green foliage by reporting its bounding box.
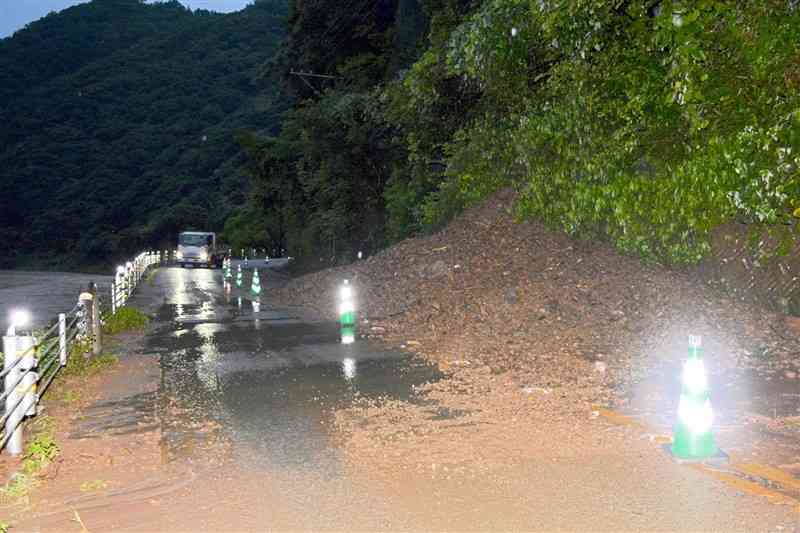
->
[405,0,800,264]
[64,351,118,378]
[61,337,118,377]
[0,416,59,502]
[0,0,289,270]
[60,388,83,404]
[380,1,491,239]
[21,434,59,476]
[9,0,795,270]
[102,307,149,335]
[230,0,426,267]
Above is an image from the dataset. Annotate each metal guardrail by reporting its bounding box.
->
[1,250,167,456]
[110,251,166,314]
[0,304,82,454]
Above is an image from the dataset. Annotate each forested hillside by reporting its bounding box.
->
[233,0,798,271]
[0,0,288,269]
[3,0,798,273]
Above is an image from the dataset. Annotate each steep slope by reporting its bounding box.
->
[0,0,288,269]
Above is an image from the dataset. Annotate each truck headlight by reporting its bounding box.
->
[200,251,209,261]
[176,251,183,259]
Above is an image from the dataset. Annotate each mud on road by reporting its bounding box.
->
[3,189,800,530]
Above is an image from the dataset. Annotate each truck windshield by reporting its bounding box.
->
[179,234,210,246]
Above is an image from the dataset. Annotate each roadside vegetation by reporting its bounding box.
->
[3,1,795,275]
[102,306,149,336]
[227,0,798,272]
[0,416,59,504]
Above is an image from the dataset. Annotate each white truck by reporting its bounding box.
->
[176,231,223,268]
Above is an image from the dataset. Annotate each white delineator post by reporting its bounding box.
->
[58,313,67,366]
[3,311,34,456]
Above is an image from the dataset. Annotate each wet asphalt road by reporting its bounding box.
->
[16,264,800,531]
[130,261,439,472]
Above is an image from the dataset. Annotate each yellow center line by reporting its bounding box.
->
[591,405,648,430]
[592,405,800,512]
[733,463,800,493]
[691,464,800,509]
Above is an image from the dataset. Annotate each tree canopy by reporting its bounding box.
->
[234,0,798,268]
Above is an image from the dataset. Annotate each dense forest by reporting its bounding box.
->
[232,0,799,269]
[2,0,798,271]
[0,0,288,269]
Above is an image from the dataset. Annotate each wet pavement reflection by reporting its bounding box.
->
[141,264,439,473]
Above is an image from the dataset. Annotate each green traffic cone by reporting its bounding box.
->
[339,280,355,344]
[251,268,261,295]
[669,336,724,462]
[236,264,243,288]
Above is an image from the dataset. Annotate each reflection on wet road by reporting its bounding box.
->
[137,263,438,473]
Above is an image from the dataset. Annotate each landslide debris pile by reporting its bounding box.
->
[276,190,800,402]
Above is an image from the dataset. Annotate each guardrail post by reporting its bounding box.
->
[78,289,94,357]
[126,262,133,298]
[3,333,34,456]
[89,282,102,357]
[111,281,116,315]
[59,313,67,366]
[20,338,38,417]
[115,266,125,310]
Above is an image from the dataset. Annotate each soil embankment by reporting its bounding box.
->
[2,195,799,530]
[275,189,800,471]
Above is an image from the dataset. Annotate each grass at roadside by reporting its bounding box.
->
[62,348,119,377]
[0,416,59,504]
[103,306,149,335]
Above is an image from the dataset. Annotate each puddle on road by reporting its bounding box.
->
[148,297,441,474]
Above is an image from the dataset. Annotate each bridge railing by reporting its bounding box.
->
[1,250,166,456]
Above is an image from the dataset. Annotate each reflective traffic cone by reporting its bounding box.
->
[236,264,243,288]
[668,336,726,462]
[339,280,355,344]
[251,268,261,296]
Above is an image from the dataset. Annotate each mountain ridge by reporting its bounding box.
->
[0,0,289,270]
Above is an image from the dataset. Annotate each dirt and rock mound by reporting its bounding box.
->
[277,189,799,393]
[274,189,800,471]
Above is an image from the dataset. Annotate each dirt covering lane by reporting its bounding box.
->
[276,188,800,492]
[3,190,800,531]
